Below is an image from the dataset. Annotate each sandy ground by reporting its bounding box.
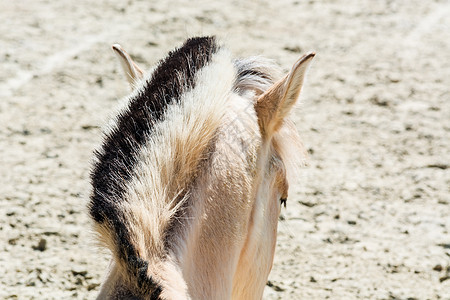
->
[1,0,449,299]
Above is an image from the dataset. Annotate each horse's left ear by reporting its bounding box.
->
[112,44,144,87]
[255,52,315,137]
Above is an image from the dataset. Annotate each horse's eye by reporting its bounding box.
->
[280,197,287,208]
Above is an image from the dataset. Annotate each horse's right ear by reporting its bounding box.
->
[255,52,315,137]
[112,44,144,87]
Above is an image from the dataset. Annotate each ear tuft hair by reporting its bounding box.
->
[254,52,315,136]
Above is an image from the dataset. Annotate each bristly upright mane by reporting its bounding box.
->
[89,36,218,296]
[90,36,218,224]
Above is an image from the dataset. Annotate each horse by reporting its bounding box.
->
[88,36,314,299]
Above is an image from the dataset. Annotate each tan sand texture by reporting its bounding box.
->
[1,0,449,298]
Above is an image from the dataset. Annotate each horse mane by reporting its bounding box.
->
[88,36,295,295]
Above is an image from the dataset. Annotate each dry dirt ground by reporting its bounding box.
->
[1,0,449,299]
